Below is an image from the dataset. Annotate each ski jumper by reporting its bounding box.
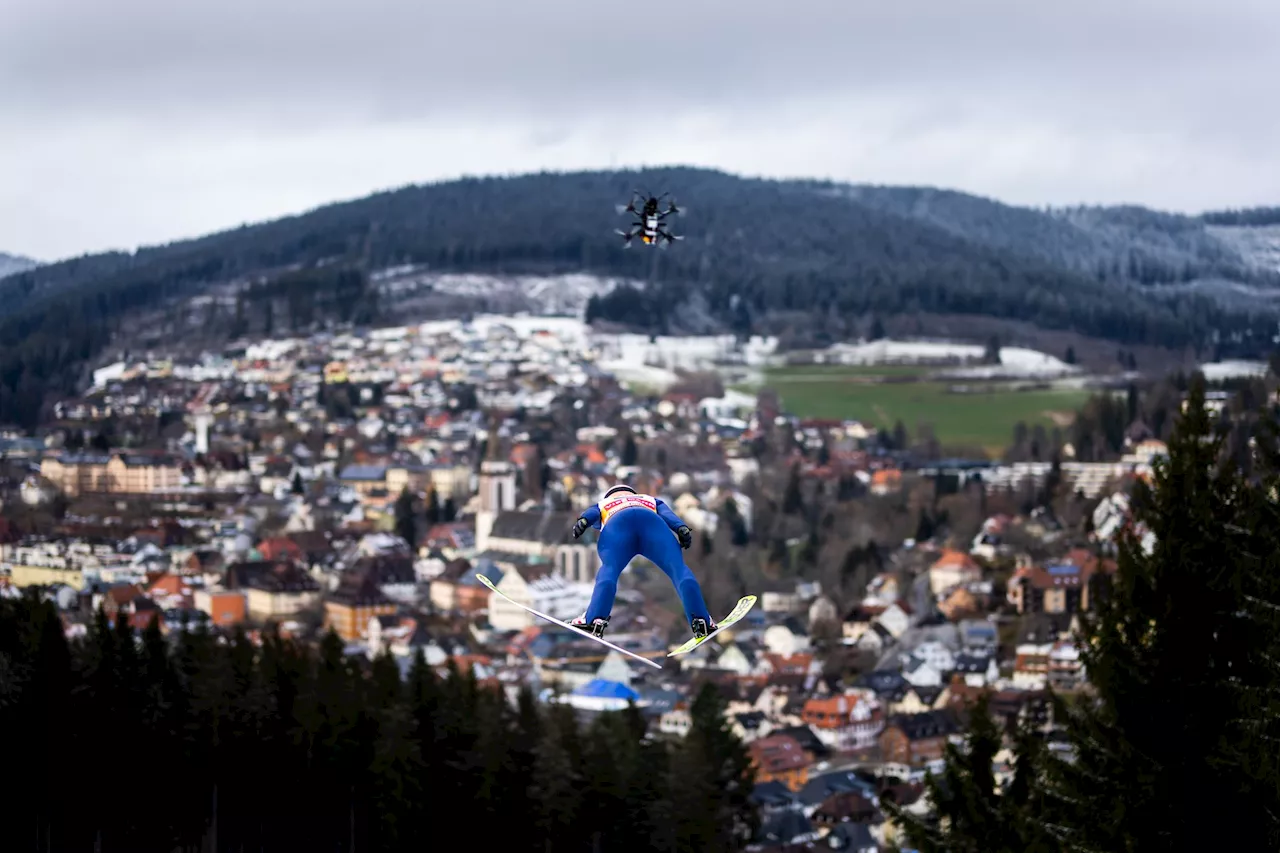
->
[579,493,711,624]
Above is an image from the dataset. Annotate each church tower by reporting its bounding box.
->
[475,411,517,553]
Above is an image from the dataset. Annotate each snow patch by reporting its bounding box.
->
[821,339,1077,377]
[1199,360,1270,381]
[380,270,639,317]
[1206,225,1280,274]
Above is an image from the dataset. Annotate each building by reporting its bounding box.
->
[486,564,591,631]
[474,427,518,553]
[324,571,397,641]
[40,451,184,497]
[748,734,812,791]
[927,549,983,597]
[800,690,885,752]
[194,589,247,627]
[243,563,322,620]
[1006,549,1115,615]
[878,710,960,766]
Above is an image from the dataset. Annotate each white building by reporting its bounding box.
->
[486,566,592,631]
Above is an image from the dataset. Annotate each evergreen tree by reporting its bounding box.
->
[0,596,764,852]
[621,431,639,467]
[291,471,304,494]
[394,487,418,549]
[425,487,442,525]
[782,462,803,514]
[670,684,759,852]
[886,693,1055,852]
[1037,374,1280,849]
[904,375,1280,851]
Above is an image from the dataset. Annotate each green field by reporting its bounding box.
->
[741,366,1090,455]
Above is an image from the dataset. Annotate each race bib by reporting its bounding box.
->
[600,493,658,526]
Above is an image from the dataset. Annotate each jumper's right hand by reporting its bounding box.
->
[572,517,589,539]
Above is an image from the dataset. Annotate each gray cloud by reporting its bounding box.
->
[1,0,1277,259]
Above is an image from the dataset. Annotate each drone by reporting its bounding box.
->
[616,190,683,247]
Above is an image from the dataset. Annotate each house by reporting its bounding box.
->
[1048,639,1084,690]
[800,690,885,752]
[193,588,246,627]
[888,685,950,715]
[878,710,960,766]
[812,790,879,827]
[659,706,692,738]
[1012,642,1053,689]
[874,602,912,639]
[902,640,955,678]
[1006,550,1116,615]
[486,564,590,631]
[770,725,831,762]
[428,558,477,612]
[764,620,812,656]
[731,710,774,743]
[957,618,998,654]
[951,651,1000,686]
[937,584,986,621]
[900,655,945,689]
[855,622,894,654]
[748,734,812,791]
[242,562,322,620]
[927,549,982,597]
[366,615,437,659]
[324,571,397,641]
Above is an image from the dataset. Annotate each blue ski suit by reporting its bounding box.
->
[579,492,711,624]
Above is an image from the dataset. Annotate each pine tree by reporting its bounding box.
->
[394,486,418,549]
[885,693,1055,852]
[670,683,759,851]
[782,462,803,514]
[1038,374,1280,849]
[621,431,638,467]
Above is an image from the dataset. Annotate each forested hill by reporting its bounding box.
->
[0,252,37,279]
[0,167,1278,427]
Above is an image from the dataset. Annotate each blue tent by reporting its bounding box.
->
[572,679,639,702]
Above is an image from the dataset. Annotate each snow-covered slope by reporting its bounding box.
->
[823,339,1077,377]
[0,252,38,280]
[1198,360,1270,381]
[1205,225,1280,274]
[377,268,638,317]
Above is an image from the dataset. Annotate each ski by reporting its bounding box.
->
[476,574,663,670]
[667,595,758,657]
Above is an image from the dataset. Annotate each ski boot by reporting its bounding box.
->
[690,617,718,640]
[570,613,609,639]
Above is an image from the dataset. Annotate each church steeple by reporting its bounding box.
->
[475,409,516,552]
[485,409,504,462]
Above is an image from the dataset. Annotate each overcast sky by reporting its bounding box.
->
[2,0,1277,261]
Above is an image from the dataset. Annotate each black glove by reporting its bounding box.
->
[572,517,589,539]
[676,525,693,550]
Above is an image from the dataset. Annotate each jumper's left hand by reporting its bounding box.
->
[676,526,693,550]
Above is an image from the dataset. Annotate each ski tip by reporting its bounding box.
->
[476,574,496,590]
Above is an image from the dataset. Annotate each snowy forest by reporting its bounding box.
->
[3,168,1280,428]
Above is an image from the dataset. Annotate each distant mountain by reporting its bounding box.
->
[0,167,1277,428]
[0,252,38,280]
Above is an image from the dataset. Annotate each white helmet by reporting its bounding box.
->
[602,484,636,501]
